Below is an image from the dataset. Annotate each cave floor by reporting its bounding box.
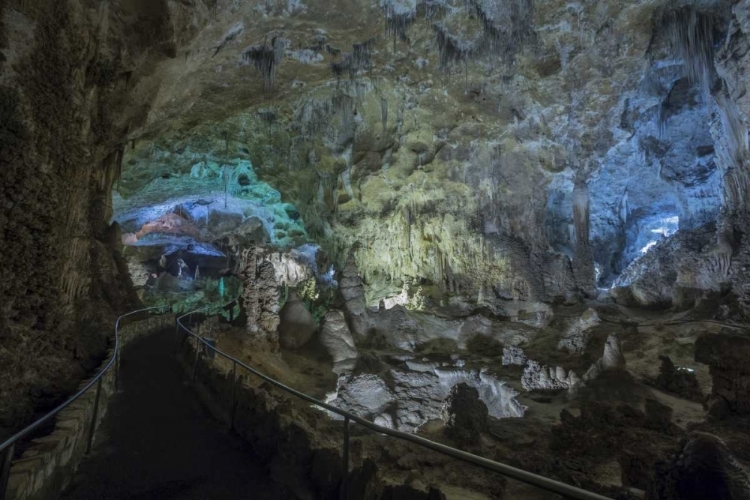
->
[61,329,292,500]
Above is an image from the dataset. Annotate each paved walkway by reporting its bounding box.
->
[62,329,291,500]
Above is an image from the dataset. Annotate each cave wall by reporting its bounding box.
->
[113,0,742,310]
[0,0,204,431]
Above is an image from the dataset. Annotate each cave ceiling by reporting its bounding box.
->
[114,0,732,295]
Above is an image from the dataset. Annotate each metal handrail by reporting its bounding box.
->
[0,305,168,499]
[177,305,613,500]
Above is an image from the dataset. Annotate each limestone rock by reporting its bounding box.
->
[338,254,368,337]
[602,333,626,370]
[278,293,318,350]
[521,360,579,392]
[695,332,750,418]
[329,362,525,432]
[319,310,358,373]
[558,308,600,353]
[441,383,489,446]
[649,432,750,500]
[583,334,626,383]
[654,355,703,402]
[502,346,528,366]
[241,247,281,350]
[329,373,395,420]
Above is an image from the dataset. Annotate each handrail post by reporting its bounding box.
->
[192,337,201,384]
[341,416,350,500]
[86,378,103,454]
[230,360,238,431]
[114,349,120,392]
[0,443,14,500]
[174,316,180,351]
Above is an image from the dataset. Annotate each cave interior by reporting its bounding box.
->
[2,0,750,498]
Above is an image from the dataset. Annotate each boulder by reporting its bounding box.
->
[278,293,317,349]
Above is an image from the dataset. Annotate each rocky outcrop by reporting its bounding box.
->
[558,308,600,353]
[329,360,525,432]
[441,383,489,446]
[278,292,318,350]
[551,400,682,491]
[654,355,703,403]
[648,432,750,500]
[583,334,626,383]
[319,310,358,374]
[695,332,750,418]
[502,346,528,366]
[522,361,580,392]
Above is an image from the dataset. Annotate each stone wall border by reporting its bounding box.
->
[5,314,175,500]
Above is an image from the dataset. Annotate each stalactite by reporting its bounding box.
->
[330,38,375,81]
[572,181,590,245]
[381,97,388,133]
[433,23,475,68]
[384,5,416,51]
[242,36,287,91]
[433,0,534,69]
[115,147,124,191]
[661,7,719,95]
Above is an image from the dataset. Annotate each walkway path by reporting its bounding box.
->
[62,329,292,500]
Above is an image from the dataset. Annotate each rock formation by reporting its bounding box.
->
[695,331,750,419]
[522,361,580,392]
[338,254,369,338]
[278,292,318,350]
[501,346,528,366]
[319,310,358,374]
[558,308,601,353]
[584,333,627,382]
[654,355,703,402]
[240,247,281,350]
[329,360,525,432]
[441,383,489,446]
[649,432,750,500]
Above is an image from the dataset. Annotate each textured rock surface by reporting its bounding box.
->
[441,383,489,446]
[649,432,750,500]
[0,0,167,430]
[240,247,281,349]
[584,333,626,382]
[100,0,748,315]
[501,346,528,366]
[654,355,703,403]
[551,400,682,492]
[522,360,579,392]
[338,254,369,337]
[7,0,750,476]
[695,331,750,418]
[278,293,318,349]
[319,310,358,373]
[558,308,600,353]
[329,359,525,432]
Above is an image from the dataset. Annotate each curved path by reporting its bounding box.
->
[62,328,292,500]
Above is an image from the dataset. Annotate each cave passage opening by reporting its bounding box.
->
[112,154,332,316]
